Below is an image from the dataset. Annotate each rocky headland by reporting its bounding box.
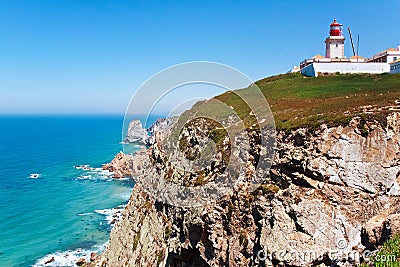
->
[89,111,400,267]
[90,73,400,267]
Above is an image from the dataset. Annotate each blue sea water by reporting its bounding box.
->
[0,115,158,266]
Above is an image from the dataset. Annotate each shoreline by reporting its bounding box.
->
[32,163,132,267]
[33,202,127,267]
[31,118,151,267]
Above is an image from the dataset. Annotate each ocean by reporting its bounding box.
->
[0,115,158,266]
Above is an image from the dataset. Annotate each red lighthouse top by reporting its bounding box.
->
[329,19,342,36]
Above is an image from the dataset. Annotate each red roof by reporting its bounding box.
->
[330,19,342,27]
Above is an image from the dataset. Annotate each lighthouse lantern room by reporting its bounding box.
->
[325,19,345,59]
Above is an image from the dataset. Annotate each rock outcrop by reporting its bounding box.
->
[75,258,86,266]
[102,151,131,178]
[91,112,400,267]
[123,119,148,144]
[103,149,148,178]
[146,117,178,146]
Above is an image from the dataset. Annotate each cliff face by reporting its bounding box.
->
[91,113,400,267]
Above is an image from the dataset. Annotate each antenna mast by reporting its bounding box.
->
[347,27,356,57]
[356,34,360,62]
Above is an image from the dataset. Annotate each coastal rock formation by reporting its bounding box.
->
[90,252,97,262]
[123,119,147,144]
[146,117,178,146]
[102,151,131,178]
[75,258,86,266]
[91,112,400,267]
[304,113,400,195]
[103,150,149,178]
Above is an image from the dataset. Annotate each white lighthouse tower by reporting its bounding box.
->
[325,19,345,59]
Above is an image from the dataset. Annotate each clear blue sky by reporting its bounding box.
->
[1,0,399,114]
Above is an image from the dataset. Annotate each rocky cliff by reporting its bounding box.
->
[91,112,400,267]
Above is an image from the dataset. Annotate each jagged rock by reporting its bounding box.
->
[146,117,177,145]
[311,116,400,194]
[363,212,400,249]
[90,252,97,262]
[103,150,148,178]
[102,152,131,178]
[44,256,55,264]
[91,112,400,267]
[75,258,86,266]
[123,119,147,144]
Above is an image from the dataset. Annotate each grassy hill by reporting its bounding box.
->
[173,72,400,153]
[213,72,400,132]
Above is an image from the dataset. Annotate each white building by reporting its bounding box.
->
[367,46,400,63]
[390,59,400,74]
[300,19,393,77]
[301,62,390,77]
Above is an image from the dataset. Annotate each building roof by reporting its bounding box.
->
[350,55,365,59]
[368,47,400,61]
[312,54,326,59]
[376,47,400,55]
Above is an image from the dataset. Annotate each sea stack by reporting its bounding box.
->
[123,119,147,144]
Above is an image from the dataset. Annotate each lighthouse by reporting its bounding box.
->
[298,18,392,77]
[325,19,345,59]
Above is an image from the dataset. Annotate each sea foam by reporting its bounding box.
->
[32,243,107,267]
[33,204,125,266]
[94,204,126,225]
[72,164,114,181]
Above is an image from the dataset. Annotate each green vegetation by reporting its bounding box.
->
[164,226,172,239]
[246,183,280,204]
[132,231,140,251]
[175,72,400,137]
[164,73,400,187]
[216,72,400,131]
[227,202,235,220]
[252,183,280,196]
[156,250,165,267]
[177,117,231,163]
[239,231,249,248]
[360,234,400,267]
